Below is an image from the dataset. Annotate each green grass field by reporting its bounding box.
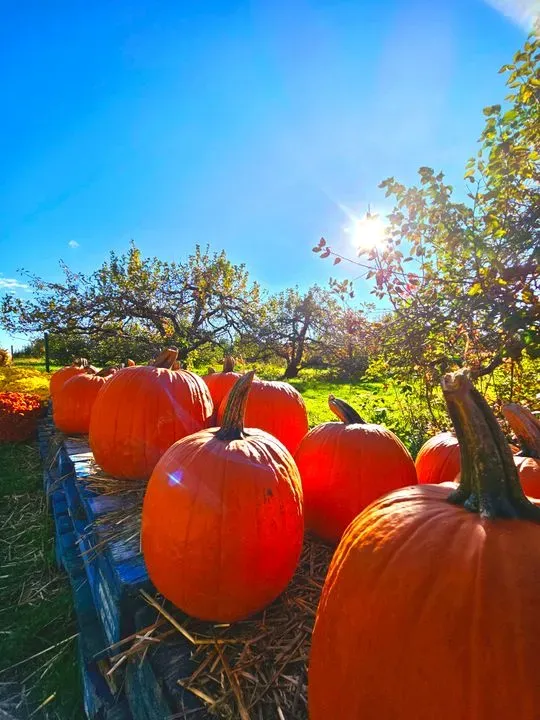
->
[0,442,82,719]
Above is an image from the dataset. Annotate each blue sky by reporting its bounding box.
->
[0,0,533,350]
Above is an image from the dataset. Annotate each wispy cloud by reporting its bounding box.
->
[0,278,29,291]
[482,0,539,30]
[68,240,79,248]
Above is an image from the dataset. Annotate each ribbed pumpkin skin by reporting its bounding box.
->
[89,366,213,480]
[415,431,460,484]
[217,380,308,455]
[309,483,540,720]
[50,366,92,398]
[142,428,304,622]
[54,373,111,434]
[203,371,242,410]
[295,422,417,543]
[515,455,540,498]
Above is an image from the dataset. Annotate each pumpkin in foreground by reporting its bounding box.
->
[202,356,242,411]
[415,431,460,484]
[142,371,304,622]
[89,348,213,480]
[54,367,117,434]
[309,370,540,720]
[217,376,308,455]
[502,402,540,498]
[295,396,417,543]
[49,358,96,398]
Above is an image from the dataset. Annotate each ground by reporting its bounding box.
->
[0,441,82,719]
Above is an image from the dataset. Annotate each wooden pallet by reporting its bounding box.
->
[51,478,130,719]
[40,424,152,646]
[39,418,207,719]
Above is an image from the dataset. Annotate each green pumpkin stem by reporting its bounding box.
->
[328,396,366,425]
[216,371,256,441]
[502,403,540,459]
[441,370,540,520]
[223,356,235,373]
[151,348,179,369]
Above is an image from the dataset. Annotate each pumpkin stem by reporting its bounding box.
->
[72,357,89,368]
[96,367,117,377]
[126,359,135,367]
[223,356,235,373]
[328,396,366,425]
[216,371,255,441]
[502,403,540,459]
[151,348,179,369]
[441,369,540,520]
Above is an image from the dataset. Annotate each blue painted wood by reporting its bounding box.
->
[51,483,131,719]
[45,424,208,718]
[53,435,153,646]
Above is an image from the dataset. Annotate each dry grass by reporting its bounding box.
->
[108,536,333,720]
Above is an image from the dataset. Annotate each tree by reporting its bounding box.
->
[240,286,338,378]
[315,32,539,386]
[1,244,263,363]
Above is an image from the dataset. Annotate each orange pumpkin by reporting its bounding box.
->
[417,430,519,485]
[53,367,117,435]
[217,377,308,455]
[202,356,242,411]
[502,402,540,498]
[50,358,96,398]
[309,370,540,720]
[415,431,460,484]
[89,349,213,480]
[294,396,417,543]
[142,371,304,622]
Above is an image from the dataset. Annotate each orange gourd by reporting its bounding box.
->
[53,367,117,434]
[142,371,304,622]
[217,377,308,455]
[294,396,417,543]
[202,356,242,410]
[415,431,460,484]
[50,358,96,398]
[89,349,213,480]
[502,402,540,498]
[309,370,540,720]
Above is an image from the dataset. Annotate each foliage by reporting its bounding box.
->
[0,365,51,400]
[1,243,263,363]
[0,391,43,442]
[315,32,539,385]
[240,285,339,378]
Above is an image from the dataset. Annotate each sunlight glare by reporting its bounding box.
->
[344,213,388,253]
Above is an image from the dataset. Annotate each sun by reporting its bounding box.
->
[344,212,388,252]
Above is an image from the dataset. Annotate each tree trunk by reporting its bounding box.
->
[283,361,300,379]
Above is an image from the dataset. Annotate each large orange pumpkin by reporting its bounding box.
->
[217,376,308,454]
[415,431,460,484]
[142,371,304,622]
[202,356,242,410]
[309,370,540,720]
[53,367,117,435]
[89,349,213,480]
[503,402,540,498]
[294,396,417,543]
[50,358,96,398]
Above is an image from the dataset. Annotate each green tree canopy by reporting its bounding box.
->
[1,244,263,363]
[315,31,539,384]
